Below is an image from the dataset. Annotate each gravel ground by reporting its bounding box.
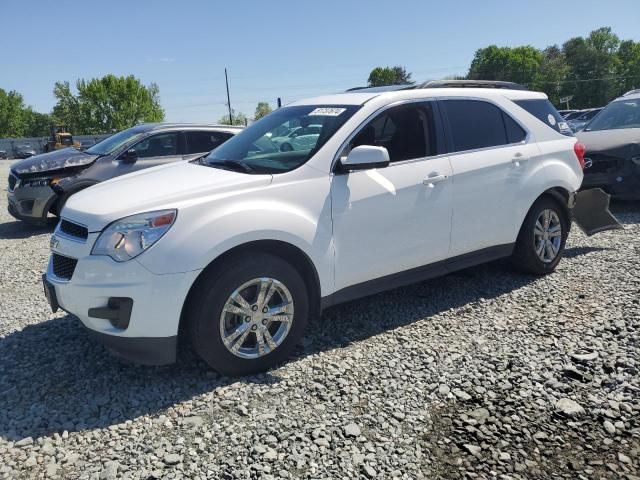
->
[0,159,638,479]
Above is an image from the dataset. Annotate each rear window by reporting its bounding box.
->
[186,131,233,154]
[514,99,573,136]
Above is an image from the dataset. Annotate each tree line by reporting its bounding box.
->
[368,27,640,109]
[0,73,272,137]
[1,26,637,138]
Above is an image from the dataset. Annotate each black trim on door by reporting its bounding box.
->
[320,243,514,310]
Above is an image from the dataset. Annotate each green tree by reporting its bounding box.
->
[562,27,621,108]
[23,110,53,137]
[534,46,571,105]
[0,89,28,137]
[218,109,248,126]
[367,66,413,87]
[616,39,640,93]
[52,81,81,133]
[467,45,543,87]
[53,75,164,134]
[254,102,272,121]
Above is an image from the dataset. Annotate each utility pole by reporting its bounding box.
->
[225,68,232,125]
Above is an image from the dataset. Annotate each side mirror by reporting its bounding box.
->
[121,148,138,162]
[339,145,390,172]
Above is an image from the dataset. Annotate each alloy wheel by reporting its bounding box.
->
[534,209,562,263]
[219,277,294,359]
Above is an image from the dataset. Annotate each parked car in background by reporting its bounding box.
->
[43,81,618,375]
[79,139,96,151]
[577,90,640,199]
[0,150,7,160]
[270,124,322,151]
[15,144,37,159]
[558,109,578,118]
[8,123,241,224]
[568,108,603,132]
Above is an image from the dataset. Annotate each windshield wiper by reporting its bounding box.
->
[209,159,255,174]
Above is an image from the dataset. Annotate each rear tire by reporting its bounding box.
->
[511,196,569,275]
[186,253,310,376]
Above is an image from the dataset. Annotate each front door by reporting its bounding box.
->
[331,101,453,292]
[115,132,183,175]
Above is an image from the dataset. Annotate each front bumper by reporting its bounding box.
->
[7,184,58,222]
[45,230,201,365]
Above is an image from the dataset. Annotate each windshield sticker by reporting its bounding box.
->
[308,107,347,116]
[558,122,572,134]
[548,114,557,126]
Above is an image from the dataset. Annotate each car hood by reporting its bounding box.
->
[577,129,640,158]
[63,161,273,232]
[11,148,97,177]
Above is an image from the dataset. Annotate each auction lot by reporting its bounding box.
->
[0,160,638,479]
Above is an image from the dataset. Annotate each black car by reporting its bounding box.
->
[577,92,640,199]
[0,150,7,160]
[15,144,37,159]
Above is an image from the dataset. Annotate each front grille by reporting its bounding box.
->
[8,174,17,191]
[59,220,88,241]
[52,253,77,280]
[584,154,624,175]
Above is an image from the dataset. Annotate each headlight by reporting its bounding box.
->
[91,209,177,262]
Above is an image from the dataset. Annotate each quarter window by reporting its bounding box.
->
[133,133,178,158]
[186,131,233,154]
[503,112,527,143]
[349,102,438,162]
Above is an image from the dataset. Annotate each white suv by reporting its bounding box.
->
[44,83,608,375]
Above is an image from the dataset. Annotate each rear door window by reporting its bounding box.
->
[514,99,573,136]
[441,100,509,152]
[186,131,233,154]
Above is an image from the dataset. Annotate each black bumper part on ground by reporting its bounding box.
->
[82,325,177,365]
[572,188,624,236]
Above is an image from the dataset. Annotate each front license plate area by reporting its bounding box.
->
[572,188,624,236]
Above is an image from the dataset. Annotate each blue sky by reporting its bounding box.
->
[2,0,639,123]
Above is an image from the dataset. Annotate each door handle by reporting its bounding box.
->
[423,174,448,187]
[511,153,530,165]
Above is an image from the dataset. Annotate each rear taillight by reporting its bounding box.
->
[574,142,587,169]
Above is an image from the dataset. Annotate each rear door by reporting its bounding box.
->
[440,99,539,256]
[184,130,234,159]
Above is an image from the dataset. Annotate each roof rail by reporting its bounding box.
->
[418,80,528,91]
[345,84,415,93]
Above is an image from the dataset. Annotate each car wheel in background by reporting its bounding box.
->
[187,253,309,376]
[511,196,569,275]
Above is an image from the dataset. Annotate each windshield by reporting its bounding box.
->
[205,105,360,174]
[585,99,640,131]
[85,128,146,155]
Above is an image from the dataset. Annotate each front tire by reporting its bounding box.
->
[187,253,310,376]
[511,196,569,275]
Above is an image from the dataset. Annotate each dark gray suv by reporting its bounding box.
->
[8,123,241,223]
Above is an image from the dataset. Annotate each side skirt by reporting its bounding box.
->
[320,243,514,310]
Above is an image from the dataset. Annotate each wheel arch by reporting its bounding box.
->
[517,186,572,239]
[178,239,322,340]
